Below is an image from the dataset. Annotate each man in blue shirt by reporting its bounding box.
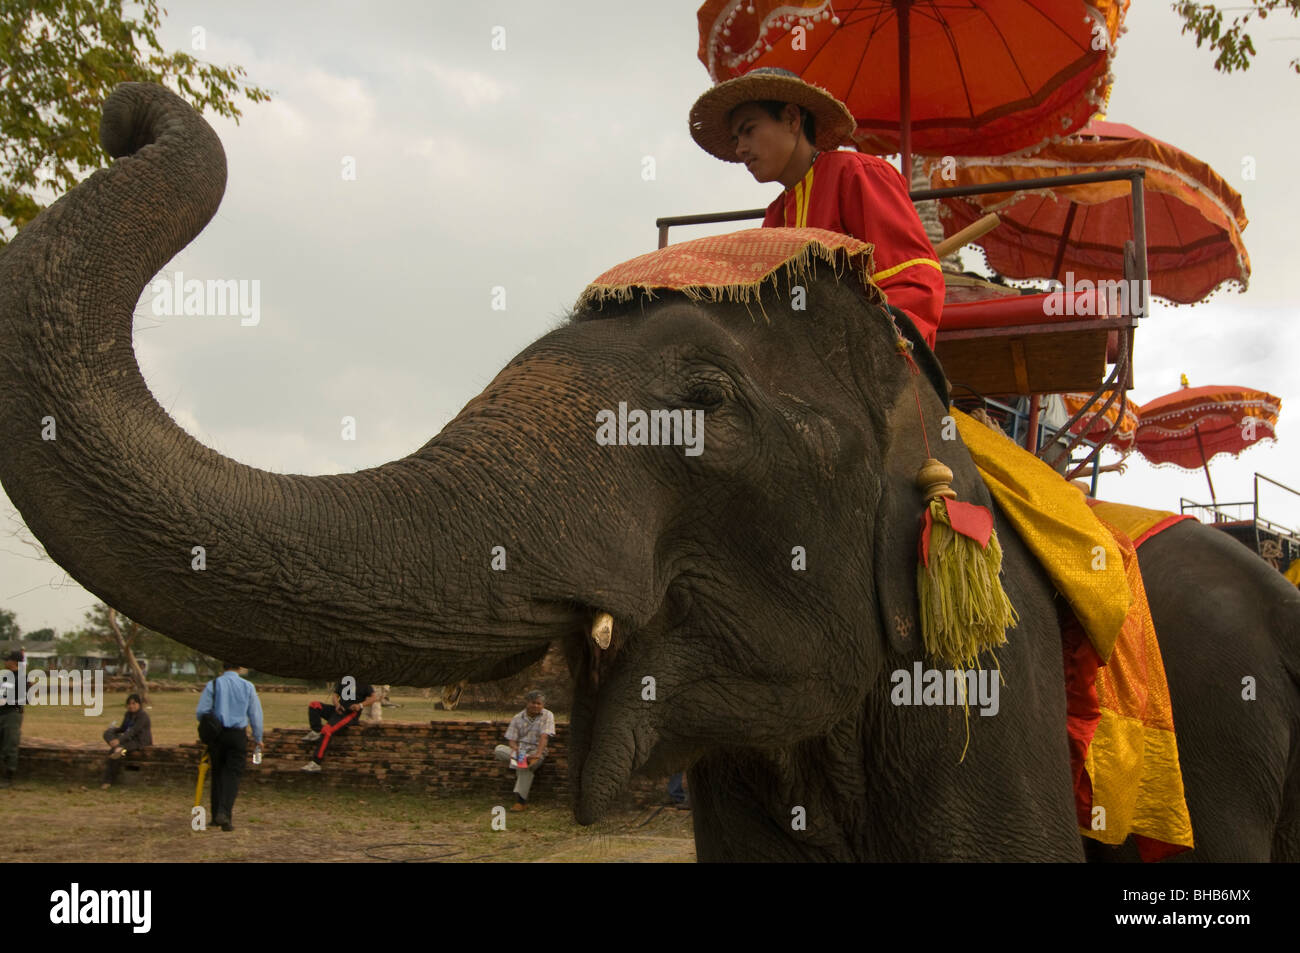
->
[196,661,264,832]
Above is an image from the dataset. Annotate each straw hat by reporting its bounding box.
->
[689,67,855,163]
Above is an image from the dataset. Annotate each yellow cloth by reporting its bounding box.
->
[954,409,1129,661]
[1285,558,1300,588]
[1081,517,1194,854]
[1088,499,1186,547]
[951,411,1191,854]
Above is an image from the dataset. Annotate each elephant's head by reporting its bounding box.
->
[0,84,991,822]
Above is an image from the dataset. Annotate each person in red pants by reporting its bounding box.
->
[301,677,377,772]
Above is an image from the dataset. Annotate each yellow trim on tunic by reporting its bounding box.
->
[790,164,814,228]
[871,256,944,283]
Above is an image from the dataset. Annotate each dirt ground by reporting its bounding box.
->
[1,776,696,863]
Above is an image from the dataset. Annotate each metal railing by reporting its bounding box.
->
[1181,474,1300,564]
[656,168,1150,319]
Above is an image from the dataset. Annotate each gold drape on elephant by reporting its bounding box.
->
[1077,510,1195,857]
[953,409,1128,660]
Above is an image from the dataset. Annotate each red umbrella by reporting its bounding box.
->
[1135,376,1281,505]
[696,1,1130,173]
[927,119,1251,305]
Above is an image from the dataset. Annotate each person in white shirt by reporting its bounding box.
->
[494,690,556,811]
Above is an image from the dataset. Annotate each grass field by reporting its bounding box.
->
[0,777,696,862]
[19,689,553,745]
[11,689,692,862]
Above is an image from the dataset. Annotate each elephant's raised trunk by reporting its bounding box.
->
[0,83,573,683]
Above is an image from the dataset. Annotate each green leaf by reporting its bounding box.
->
[0,0,271,242]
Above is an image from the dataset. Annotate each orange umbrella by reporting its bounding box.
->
[928,119,1250,305]
[1135,376,1281,505]
[696,1,1129,173]
[1062,390,1139,456]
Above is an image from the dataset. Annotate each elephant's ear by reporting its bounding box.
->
[872,394,927,656]
[871,380,994,658]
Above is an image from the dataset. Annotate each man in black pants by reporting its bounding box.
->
[300,677,377,772]
[196,662,264,831]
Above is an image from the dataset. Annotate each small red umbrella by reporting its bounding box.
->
[1135,375,1281,505]
[696,0,1129,173]
[927,119,1251,306]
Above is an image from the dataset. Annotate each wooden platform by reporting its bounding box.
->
[937,318,1126,397]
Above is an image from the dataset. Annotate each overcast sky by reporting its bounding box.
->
[3,1,1299,633]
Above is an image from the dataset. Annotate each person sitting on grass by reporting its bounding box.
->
[101,693,152,789]
[301,677,378,772]
[493,690,556,811]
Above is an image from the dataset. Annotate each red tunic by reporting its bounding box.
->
[762,151,944,346]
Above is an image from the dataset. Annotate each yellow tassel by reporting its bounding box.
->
[915,459,1018,672]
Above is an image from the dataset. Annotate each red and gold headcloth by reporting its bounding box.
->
[576,227,884,312]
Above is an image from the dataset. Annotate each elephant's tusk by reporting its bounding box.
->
[591,612,613,650]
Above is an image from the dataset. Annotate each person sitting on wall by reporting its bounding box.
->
[301,676,378,772]
[493,690,556,811]
[689,67,945,346]
[101,692,153,789]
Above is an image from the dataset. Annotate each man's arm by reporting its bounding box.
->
[536,711,556,759]
[248,686,264,744]
[840,156,944,345]
[195,680,213,718]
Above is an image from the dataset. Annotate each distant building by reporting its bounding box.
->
[0,639,58,666]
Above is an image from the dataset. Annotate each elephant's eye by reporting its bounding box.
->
[679,377,728,410]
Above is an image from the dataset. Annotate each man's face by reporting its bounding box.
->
[127,700,141,713]
[526,698,544,716]
[728,102,800,183]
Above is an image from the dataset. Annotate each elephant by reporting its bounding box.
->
[1,84,1298,862]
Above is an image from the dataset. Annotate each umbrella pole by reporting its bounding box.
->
[1192,423,1218,510]
[1051,202,1078,281]
[899,1,911,177]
